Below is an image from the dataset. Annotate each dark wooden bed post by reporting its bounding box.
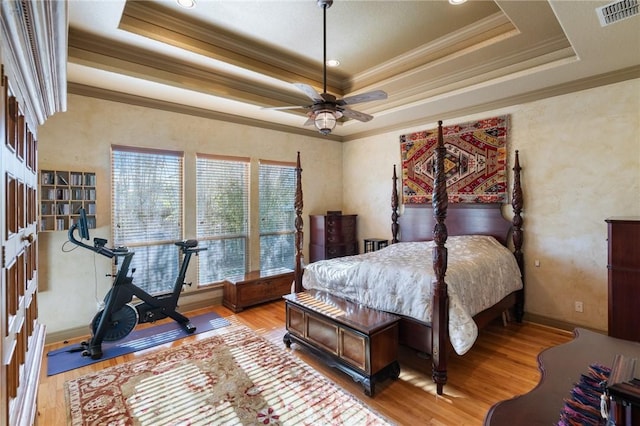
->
[294,151,304,293]
[431,121,449,395]
[391,164,399,244]
[511,150,524,321]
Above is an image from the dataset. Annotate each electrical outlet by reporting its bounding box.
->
[574,301,583,313]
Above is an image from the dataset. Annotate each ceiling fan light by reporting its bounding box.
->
[176,0,196,9]
[314,110,337,135]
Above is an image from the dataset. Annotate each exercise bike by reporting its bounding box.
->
[68,208,207,359]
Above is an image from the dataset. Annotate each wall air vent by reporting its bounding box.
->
[596,0,639,26]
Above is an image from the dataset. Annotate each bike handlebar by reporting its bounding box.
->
[68,223,117,259]
[68,223,206,258]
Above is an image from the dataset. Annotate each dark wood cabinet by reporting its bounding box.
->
[606,217,640,341]
[309,214,358,262]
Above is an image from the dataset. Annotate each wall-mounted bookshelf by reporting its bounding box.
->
[39,170,96,231]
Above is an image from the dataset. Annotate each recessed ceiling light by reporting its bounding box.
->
[177,0,196,9]
[449,0,467,4]
[326,59,340,67]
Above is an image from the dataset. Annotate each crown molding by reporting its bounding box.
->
[119,1,345,96]
[67,82,342,142]
[0,0,67,125]
[68,65,639,144]
[351,12,516,91]
[68,28,316,111]
[341,65,640,142]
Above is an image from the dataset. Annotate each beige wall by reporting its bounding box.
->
[343,78,640,333]
[37,94,344,336]
[38,79,639,338]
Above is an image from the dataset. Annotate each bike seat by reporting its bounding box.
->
[175,239,198,248]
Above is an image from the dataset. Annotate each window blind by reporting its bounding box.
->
[259,161,296,271]
[111,146,184,293]
[196,154,249,283]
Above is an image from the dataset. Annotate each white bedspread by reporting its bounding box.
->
[302,235,523,355]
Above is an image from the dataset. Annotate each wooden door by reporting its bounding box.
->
[1,65,42,425]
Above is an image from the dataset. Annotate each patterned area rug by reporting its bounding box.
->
[65,322,393,425]
[400,115,509,204]
[48,312,230,376]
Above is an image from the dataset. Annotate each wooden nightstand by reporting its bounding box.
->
[363,238,388,253]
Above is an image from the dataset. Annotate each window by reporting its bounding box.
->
[111,146,183,294]
[259,160,296,271]
[196,154,249,283]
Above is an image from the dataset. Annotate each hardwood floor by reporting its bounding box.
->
[37,301,572,425]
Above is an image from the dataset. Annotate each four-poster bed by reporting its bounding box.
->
[290,121,524,395]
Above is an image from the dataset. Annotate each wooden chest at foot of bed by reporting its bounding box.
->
[223,268,294,312]
[283,290,400,396]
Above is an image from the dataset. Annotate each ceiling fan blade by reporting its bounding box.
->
[341,107,373,122]
[303,116,315,126]
[339,90,388,106]
[261,105,309,111]
[293,83,324,103]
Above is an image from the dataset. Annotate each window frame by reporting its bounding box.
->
[195,153,250,284]
[258,159,297,272]
[110,145,185,294]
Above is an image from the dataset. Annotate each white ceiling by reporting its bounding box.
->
[66,0,640,141]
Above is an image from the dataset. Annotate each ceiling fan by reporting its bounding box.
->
[266,0,388,136]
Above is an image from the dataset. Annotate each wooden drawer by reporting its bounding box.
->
[223,269,293,313]
[326,242,358,258]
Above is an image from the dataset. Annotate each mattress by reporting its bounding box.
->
[302,235,523,355]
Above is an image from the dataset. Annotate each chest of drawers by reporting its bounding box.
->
[606,217,640,341]
[309,214,358,262]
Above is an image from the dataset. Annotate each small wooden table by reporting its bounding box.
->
[363,238,388,253]
[283,290,400,396]
[484,328,640,425]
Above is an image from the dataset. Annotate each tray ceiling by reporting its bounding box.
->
[67,0,640,141]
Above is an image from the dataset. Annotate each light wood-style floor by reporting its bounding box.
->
[37,301,572,425]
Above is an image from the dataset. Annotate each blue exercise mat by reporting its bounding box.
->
[46,311,230,376]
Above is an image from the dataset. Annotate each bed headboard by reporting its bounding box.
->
[397,204,512,246]
[391,148,522,249]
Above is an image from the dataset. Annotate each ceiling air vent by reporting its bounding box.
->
[596,0,639,26]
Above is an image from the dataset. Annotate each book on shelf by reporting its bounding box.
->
[41,172,54,185]
[607,354,640,405]
[71,173,83,185]
[57,203,70,215]
[609,354,638,385]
